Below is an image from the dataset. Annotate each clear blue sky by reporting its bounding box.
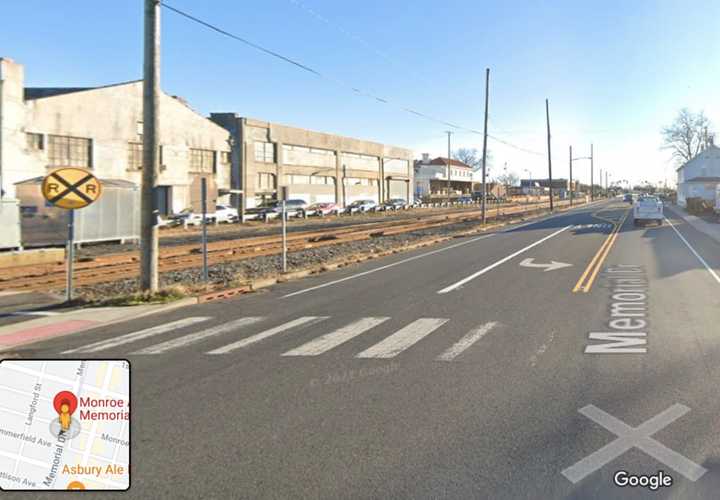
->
[4,0,719,186]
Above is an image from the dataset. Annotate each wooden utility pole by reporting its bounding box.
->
[481,68,490,224]
[446,131,452,204]
[141,0,160,292]
[590,143,594,201]
[569,145,573,207]
[545,99,553,211]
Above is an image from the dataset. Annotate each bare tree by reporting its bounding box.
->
[497,171,519,186]
[662,108,714,164]
[453,147,492,171]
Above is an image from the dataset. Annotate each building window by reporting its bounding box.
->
[256,172,276,191]
[254,142,275,163]
[190,148,215,173]
[128,142,143,170]
[287,174,311,184]
[220,151,231,165]
[47,134,92,168]
[310,175,334,185]
[26,133,44,151]
[344,177,377,186]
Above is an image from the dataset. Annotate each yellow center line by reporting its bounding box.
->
[572,209,629,293]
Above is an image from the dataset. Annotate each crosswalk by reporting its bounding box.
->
[62,316,500,362]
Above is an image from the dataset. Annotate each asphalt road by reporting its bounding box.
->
[5,199,720,499]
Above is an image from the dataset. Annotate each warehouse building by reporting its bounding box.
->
[210,114,414,211]
[0,57,232,214]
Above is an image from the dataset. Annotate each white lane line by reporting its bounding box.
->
[131,317,264,354]
[282,317,390,356]
[206,316,329,355]
[356,318,448,359]
[665,217,720,285]
[437,225,573,294]
[62,317,212,354]
[282,234,495,298]
[436,321,498,361]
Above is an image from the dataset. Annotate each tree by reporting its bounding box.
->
[662,108,714,164]
[453,147,493,172]
[497,171,519,186]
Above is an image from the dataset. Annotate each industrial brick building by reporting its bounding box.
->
[413,154,474,200]
[210,114,414,211]
[0,57,232,214]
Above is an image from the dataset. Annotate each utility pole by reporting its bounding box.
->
[446,131,452,205]
[545,99,553,211]
[569,145,573,207]
[481,68,490,224]
[141,0,160,293]
[600,168,603,198]
[590,143,594,201]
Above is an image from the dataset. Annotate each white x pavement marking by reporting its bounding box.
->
[562,404,707,483]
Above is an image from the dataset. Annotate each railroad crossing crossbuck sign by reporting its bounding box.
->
[41,168,102,209]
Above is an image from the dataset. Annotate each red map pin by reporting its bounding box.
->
[53,391,78,415]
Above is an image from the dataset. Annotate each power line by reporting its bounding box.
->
[162,2,545,156]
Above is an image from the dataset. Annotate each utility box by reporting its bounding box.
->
[15,177,141,247]
[0,198,22,250]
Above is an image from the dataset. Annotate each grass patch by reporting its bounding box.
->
[89,285,189,307]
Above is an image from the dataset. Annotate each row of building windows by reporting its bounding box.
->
[26,133,93,168]
[256,173,384,191]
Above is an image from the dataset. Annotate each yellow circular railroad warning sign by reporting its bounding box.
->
[41,168,102,209]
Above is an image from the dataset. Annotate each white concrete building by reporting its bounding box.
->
[413,154,473,199]
[676,145,720,207]
[0,57,231,214]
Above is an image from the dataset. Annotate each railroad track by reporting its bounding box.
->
[0,200,574,292]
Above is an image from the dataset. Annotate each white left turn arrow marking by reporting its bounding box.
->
[519,258,573,272]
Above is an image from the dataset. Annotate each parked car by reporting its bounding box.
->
[345,199,377,214]
[169,208,213,226]
[381,198,407,210]
[457,196,473,204]
[157,214,180,228]
[244,199,308,220]
[214,204,238,223]
[624,193,634,204]
[305,202,339,216]
[633,195,663,226]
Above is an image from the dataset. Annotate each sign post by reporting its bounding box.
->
[280,186,289,273]
[201,177,209,283]
[41,168,102,302]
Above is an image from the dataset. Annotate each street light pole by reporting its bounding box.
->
[545,99,553,211]
[590,143,594,201]
[569,145,573,207]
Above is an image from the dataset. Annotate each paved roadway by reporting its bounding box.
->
[6,199,720,499]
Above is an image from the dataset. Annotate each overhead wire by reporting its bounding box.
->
[162,2,544,156]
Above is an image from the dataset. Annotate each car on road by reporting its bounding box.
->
[633,195,663,226]
[457,196,473,204]
[381,198,407,211]
[345,199,377,214]
[624,193,634,204]
[305,202,339,216]
[214,204,239,223]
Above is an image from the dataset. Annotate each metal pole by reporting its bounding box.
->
[281,199,287,273]
[569,145,573,207]
[201,177,208,282]
[65,209,75,302]
[141,0,160,292]
[545,99,553,211]
[446,131,452,205]
[590,143,594,201]
[481,68,490,224]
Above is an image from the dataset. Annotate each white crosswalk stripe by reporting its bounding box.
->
[62,317,212,354]
[131,317,264,354]
[282,317,390,356]
[206,316,329,355]
[436,321,498,361]
[356,318,448,359]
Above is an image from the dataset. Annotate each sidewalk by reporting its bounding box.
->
[0,297,197,352]
[667,204,720,245]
